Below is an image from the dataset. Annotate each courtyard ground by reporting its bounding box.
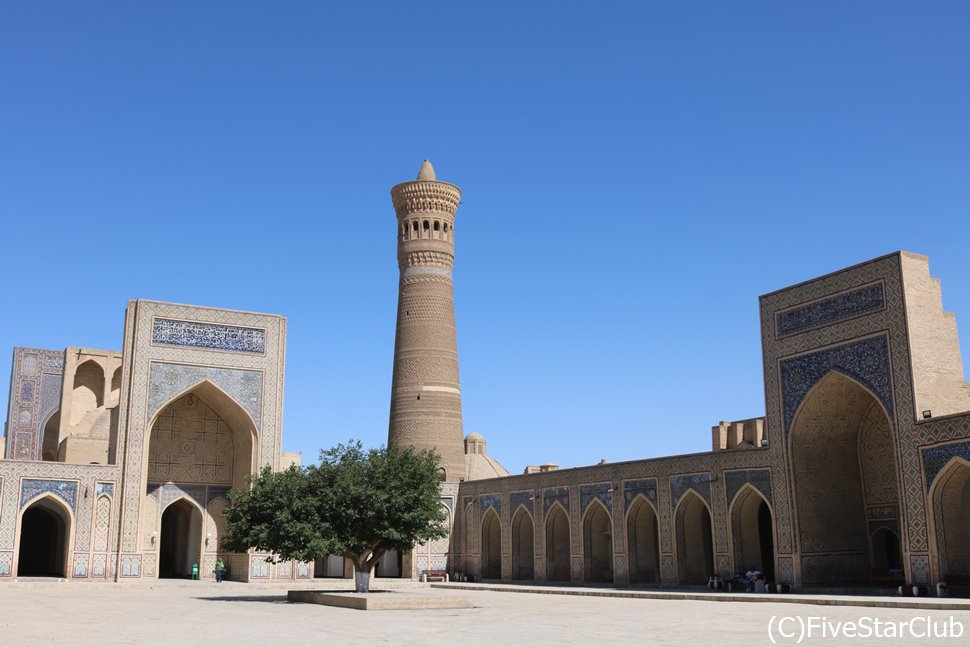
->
[1,581,970,646]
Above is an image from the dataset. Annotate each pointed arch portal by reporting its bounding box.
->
[790,371,902,586]
[627,496,660,585]
[159,499,202,578]
[18,497,71,577]
[511,507,534,581]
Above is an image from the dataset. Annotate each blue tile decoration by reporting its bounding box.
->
[95,482,114,497]
[151,318,265,354]
[780,335,893,438]
[724,469,773,506]
[510,491,534,515]
[20,382,33,402]
[670,474,711,509]
[43,355,64,370]
[543,486,569,518]
[623,479,657,509]
[147,362,263,429]
[776,282,885,337]
[922,440,970,491]
[580,483,612,515]
[146,483,162,500]
[20,479,78,512]
[207,486,231,503]
[440,497,453,511]
[160,483,206,510]
[479,493,501,520]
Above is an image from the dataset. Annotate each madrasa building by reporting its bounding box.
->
[3,162,970,594]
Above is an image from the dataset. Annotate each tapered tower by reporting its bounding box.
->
[388,161,466,481]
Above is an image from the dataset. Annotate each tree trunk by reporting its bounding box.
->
[354,568,371,593]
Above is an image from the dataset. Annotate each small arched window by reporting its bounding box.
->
[412,221,419,232]
[433,221,440,231]
[423,220,430,231]
[443,223,449,233]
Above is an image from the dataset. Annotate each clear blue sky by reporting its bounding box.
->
[2,2,968,473]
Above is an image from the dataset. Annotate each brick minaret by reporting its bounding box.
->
[388,161,466,481]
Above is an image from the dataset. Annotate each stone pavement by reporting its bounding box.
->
[1,580,970,646]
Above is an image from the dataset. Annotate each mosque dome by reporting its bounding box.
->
[463,433,510,481]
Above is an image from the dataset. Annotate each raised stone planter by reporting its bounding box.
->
[287,589,474,610]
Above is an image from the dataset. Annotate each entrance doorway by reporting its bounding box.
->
[18,497,70,577]
[159,499,202,578]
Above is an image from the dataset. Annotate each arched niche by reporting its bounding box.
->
[481,508,502,580]
[626,495,660,585]
[583,501,613,583]
[675,490,713,584]
[730,485,775,581]
[18,495,72,577]
[545,503,570,582]
[789,371,901,586]
[511,506,535,581]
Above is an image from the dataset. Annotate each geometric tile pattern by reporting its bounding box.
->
[4,347,64,461]
[479,494,501,521]
[147,362,263,431]
[670,474,711,510]
[922,440,970,491]
[579,483,611,516]
[20,479,78,512]
[509,491,534,517]
[542,486,569,519]
[780,334,893,439]
[151,318,265,354]
[776,282,885,337]
[623,479,657,509]
[724,469,773,507]
[147,394,234,484]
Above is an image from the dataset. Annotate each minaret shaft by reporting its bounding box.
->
[388,162,465,481]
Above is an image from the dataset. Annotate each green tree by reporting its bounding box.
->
[223,440,448,592]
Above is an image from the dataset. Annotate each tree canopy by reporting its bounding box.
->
[223,440,448,591]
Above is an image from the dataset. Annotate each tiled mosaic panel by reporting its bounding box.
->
[670,474,711,509]
[724,469,773,506]
[623,479,657,508]
[151,318,266,354]
[776,282,884,337]
[579,483,611,515]
[922,440,970,490]
[542,486,569,518]
[479,494,501,520]
[73,553,89,577]
[780,334,893,438]
[509,491,533,516]
[20,479,78,512]
[5,348,64,460]
[147,362,263,430]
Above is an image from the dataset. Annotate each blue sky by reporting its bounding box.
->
[2,2,968,473]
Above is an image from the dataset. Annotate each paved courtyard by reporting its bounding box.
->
[2,582,970,646]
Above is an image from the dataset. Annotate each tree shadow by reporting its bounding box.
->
[193,595,289,604]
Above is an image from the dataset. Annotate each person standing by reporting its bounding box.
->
[214,558,226,583]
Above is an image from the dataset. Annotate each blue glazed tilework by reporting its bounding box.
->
[147,362,263,429]
[207,486,231,503]
[922,440,970,490]
[780,335,893,438]
[440,497,453,511]
[543,486,569,517]
[509,491,534,515]
[151,318,265,354]
[776,282,885,337]
[724,469,773,506]
[580,484,612,515]
[20,479,78,512]
[479,493,501,520]
[670,474,711,509]
[95,482,114,497]
[623,479,657,509]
